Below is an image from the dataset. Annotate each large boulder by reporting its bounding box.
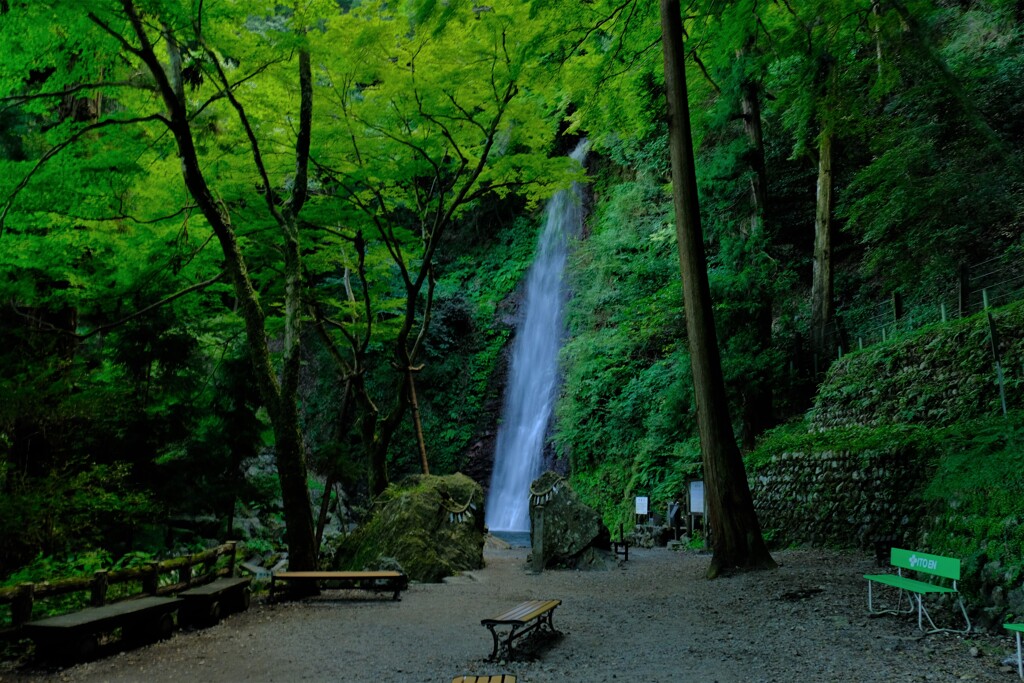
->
[332,473,485,583]
[529,471,611,569]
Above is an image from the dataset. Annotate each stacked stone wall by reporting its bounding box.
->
[751,449,926,551]
[810,304,1024,431]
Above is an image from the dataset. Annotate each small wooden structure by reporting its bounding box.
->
[480,599,561,661]
[268,570,408,602]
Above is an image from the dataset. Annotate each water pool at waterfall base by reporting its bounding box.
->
[489,530,531,548]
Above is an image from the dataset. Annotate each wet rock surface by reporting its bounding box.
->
[2,547,1016,682]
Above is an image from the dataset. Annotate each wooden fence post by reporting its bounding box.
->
[143,561,160,595]
[227,541,238,576]
[987,311,1008,418]
[531,507,545,574]
[12,583,33,627]
[959,264,971,317]
[91,570,108,606]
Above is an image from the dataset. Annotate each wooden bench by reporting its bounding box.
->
[178,577,252,626]
[864,547,970,634]
[1006,623,1024,679]
[481,599,561,661]
[269,571,408,602]
[24,595,183,663]
[452,676,516,683]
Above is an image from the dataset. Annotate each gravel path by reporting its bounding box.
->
[1,546,1019,682]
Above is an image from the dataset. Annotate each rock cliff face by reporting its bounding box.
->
[332,473,485,582]
[528,471,611,569]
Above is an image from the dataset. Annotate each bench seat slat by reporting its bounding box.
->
[24,596,183,631]
[178,577,251,598]
[269,570,408,602]
[273,571,403,580]
[482,599,560,625]
[863,574,956,594]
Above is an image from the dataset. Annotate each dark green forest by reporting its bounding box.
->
[1,0,1022,587]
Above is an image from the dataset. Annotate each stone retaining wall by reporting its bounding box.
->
[811,303,1024,431]
[750,448,928,551]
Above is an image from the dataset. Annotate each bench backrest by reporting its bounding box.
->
[890,548,960,580]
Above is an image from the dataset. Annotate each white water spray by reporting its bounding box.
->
[485,141,588,532]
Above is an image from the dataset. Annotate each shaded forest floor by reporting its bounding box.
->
[1,546,1018,682]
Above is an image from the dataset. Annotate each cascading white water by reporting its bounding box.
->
[485,140,588,533]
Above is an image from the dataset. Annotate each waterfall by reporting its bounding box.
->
[485,140,588,533]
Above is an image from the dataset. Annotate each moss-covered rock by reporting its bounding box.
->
[332,473,485,583]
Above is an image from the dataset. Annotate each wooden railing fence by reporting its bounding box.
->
[0,541,238,634]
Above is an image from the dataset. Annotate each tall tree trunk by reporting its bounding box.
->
[810,128,834,360]
[118,0,319,571]
[738,77,774,449]
[660,0,776,579]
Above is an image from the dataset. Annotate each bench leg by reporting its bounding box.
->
[540,607,558,634]
[866,581,913,616]
[914,594,971,635]
[484,623,503,661]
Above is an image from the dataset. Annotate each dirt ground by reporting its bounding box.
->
[1,546,1020,683]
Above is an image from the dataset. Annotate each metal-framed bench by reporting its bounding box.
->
[178,577,252,626]
[1006,623,1024,680]
[24,595,183,663]
[864,547,970,634]
[480,599,561,661]
[269,571,408,602]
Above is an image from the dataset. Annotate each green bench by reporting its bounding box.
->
[481,599,561,661]
[864,547,970,634]
[1006,623,1024,679]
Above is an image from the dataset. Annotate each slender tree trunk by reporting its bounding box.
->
[810,128,834,359]
[738,77,774,449]
[871,0,884,76]
[408,369,430,476]
[740,80,768,239]
[660,0,776,578]
[314,471,336,550]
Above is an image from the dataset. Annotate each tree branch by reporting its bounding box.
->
[11,272,226,339]
[0,114,168,236]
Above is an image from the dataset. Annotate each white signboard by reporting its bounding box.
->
[635,496,649,515]
[688,480,704,515]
